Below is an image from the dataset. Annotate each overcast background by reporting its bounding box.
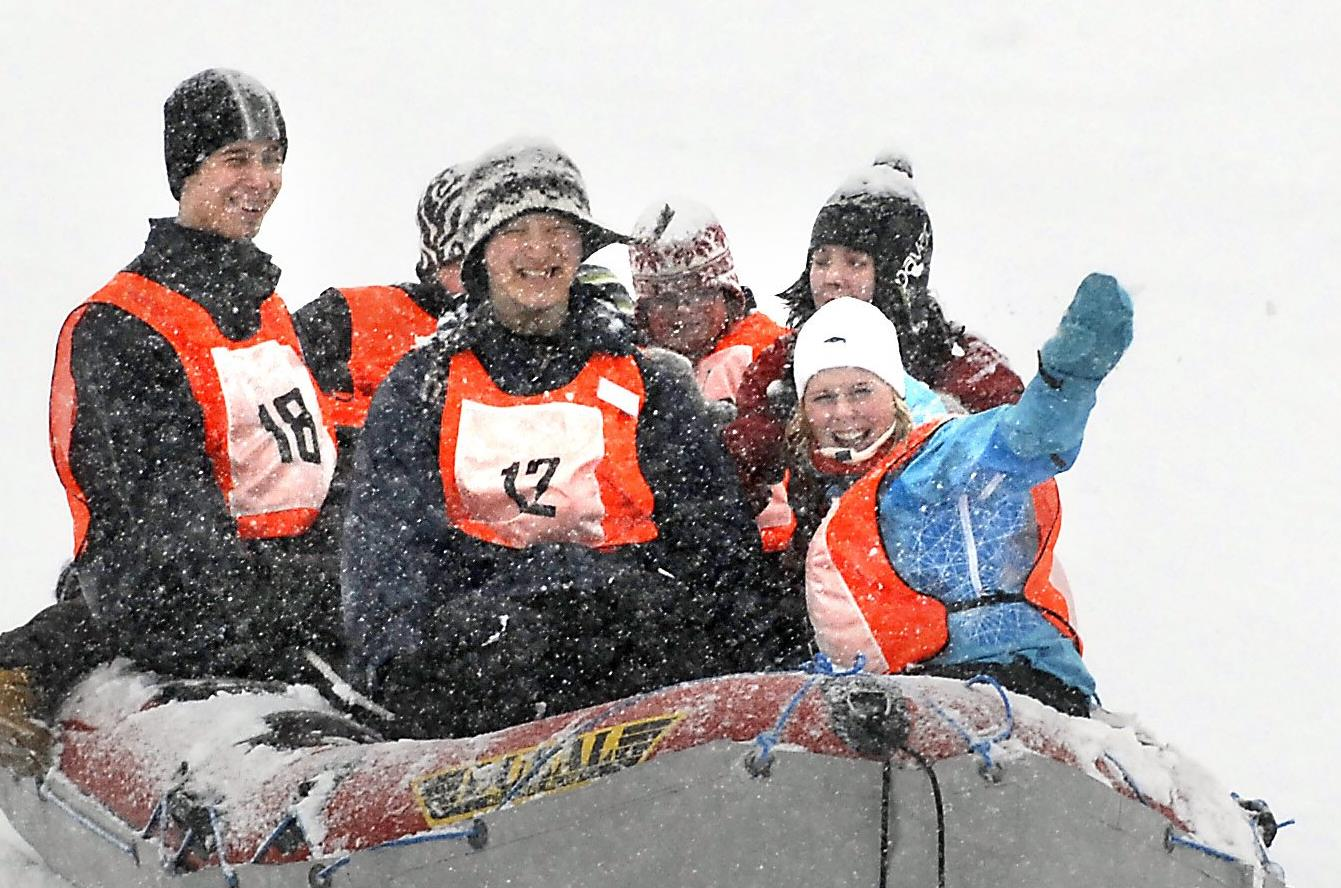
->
[2,2,1338,884]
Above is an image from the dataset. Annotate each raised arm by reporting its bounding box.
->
[895,273,1134,498]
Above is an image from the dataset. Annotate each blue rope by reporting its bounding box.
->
[749,652,867,775]
[166,827,195,872]
[139,795,166,838]
[1103,753,1153,807]
[927,674,1014,771]
[1164,827,1241,863]
[207,806,239,888]
[249,812,300,864]
[36,782,140,865]
[496,693,646,810]
[311,820,485,885]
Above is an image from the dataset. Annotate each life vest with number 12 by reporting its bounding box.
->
[438,350,658,550]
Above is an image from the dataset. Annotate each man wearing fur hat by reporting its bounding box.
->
[342,140,767,739]
[0,69,341,774]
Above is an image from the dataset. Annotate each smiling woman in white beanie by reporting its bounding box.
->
[790,273,1134,717]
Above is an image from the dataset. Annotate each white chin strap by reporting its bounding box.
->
[817,421,900,466]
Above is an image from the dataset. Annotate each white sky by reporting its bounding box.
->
[2,2,1339,884]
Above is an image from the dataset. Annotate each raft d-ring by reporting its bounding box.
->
[467,817,489,850]
[743,749,773,778]
[978,759,1005,784]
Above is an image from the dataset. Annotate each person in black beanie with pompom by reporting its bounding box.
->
[0,69,343,775]
[725,154,1027,539]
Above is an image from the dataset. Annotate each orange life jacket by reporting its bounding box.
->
[805,420,1079,674]
[438,350,659,550]
[695,312,789,403]
[50,272,337,554]
[755,474,798,553]
[330,285,440,428]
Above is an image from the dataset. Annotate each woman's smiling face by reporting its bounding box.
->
[802,366,900,452]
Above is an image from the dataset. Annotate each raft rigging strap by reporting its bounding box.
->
[36,779,140,865]
[746,652,867,778]
[249,812,299,864]
[308,820,488,887]
[207,806,240,888]
[1108,753,1264,870]
[926,674,1014,777]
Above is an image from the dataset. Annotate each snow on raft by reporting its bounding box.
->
[0,661,1286,887]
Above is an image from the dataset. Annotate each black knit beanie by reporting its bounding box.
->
[780,154,957,380]
[164,69,287,200]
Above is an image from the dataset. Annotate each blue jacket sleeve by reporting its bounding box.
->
[894,385,1089,504]
[896,272,1132,501]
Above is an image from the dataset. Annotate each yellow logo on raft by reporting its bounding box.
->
[412,713,683,827]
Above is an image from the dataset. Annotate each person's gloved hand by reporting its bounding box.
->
[1039,273,1133,383]
[0,668,52,777]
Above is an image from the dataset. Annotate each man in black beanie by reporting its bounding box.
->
[0,69,341,776]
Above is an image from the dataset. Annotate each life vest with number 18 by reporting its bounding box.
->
[50,272,337,554]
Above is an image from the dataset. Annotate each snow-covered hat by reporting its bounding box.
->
[457,139,626,297]
[781,152,934,329]
[808,153,928,275]
[793,297,906,399]
[164,69,287,200]
[628,200,744,301]
[416,162,469,282]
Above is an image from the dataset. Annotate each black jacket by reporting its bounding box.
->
[342,287,769,733]
[293,280,458,398]
[59,218,340,679]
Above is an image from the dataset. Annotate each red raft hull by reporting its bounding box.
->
[7,663,1265,886]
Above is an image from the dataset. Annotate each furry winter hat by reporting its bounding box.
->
[416,162,469,283]
[793,297,906,400]
[164,69,287,200]
[457,139,626,298]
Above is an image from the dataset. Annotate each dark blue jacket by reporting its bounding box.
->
[342,286,764,684]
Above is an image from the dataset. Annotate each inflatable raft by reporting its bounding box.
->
[0,660,1286,887]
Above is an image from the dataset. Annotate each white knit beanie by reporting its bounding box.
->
[793,297,906,399]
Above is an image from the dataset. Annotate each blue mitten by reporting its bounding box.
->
[1039,273,1133,383]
